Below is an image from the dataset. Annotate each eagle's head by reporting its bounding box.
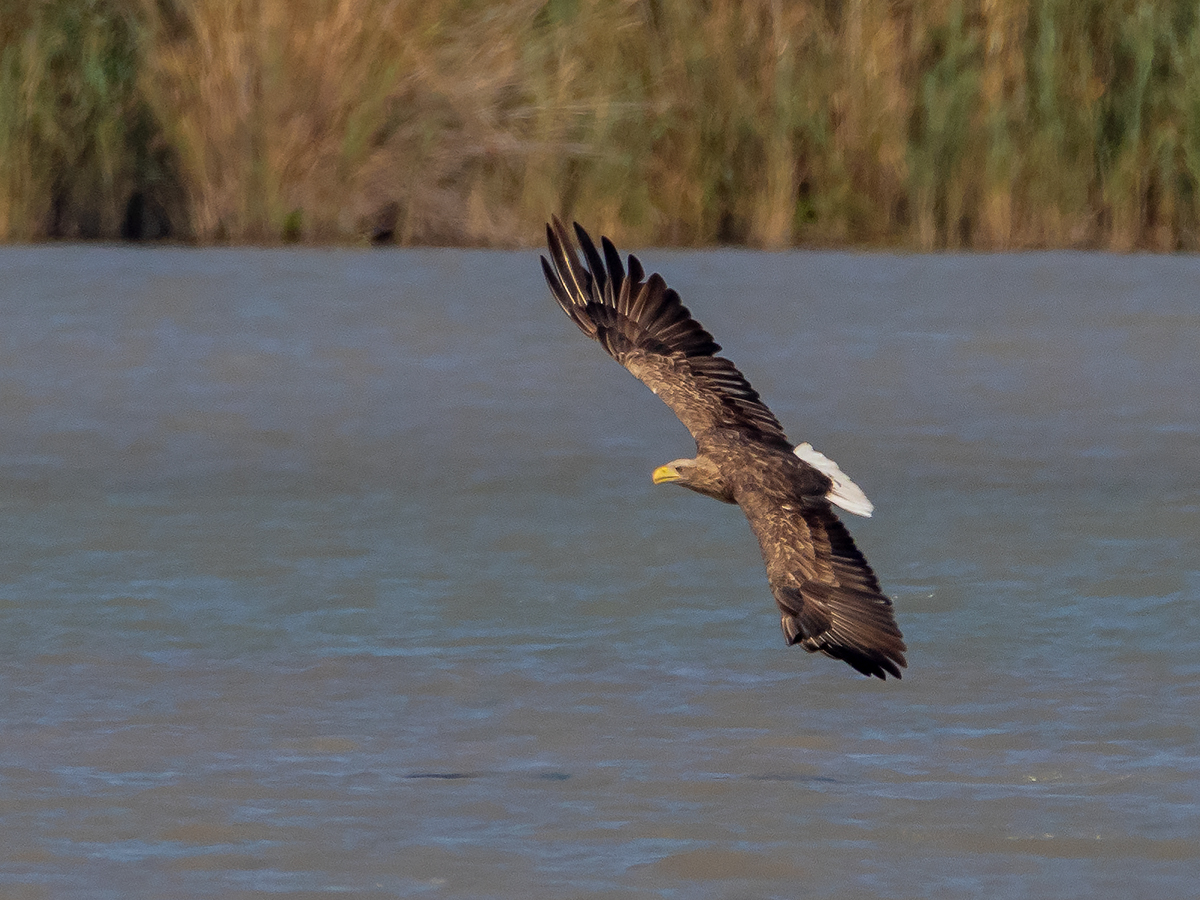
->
[652,456,735,504]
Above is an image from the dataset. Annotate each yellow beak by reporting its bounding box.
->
[652,464,680,485]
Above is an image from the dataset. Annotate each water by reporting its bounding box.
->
[0,245,1197,898]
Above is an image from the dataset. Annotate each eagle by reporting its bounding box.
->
[541,219,906,680]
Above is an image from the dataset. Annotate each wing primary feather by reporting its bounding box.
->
[549,217,592,306]
[627,253,645,285]
[601,236,625,298]
[544,222,576,305]
[573,221,609,302]
[541,255,572,309]
[616,264,634,308]
[630,272,667,325]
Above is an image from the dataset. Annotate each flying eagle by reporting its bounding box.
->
[541,219,906,680]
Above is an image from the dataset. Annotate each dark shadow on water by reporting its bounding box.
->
[745,773,845,784]
[405,771,572,781]
[404,771,837,784]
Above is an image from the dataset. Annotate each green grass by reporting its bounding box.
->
[4,0,1200,248]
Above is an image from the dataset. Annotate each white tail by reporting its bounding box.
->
[793,442,874,517]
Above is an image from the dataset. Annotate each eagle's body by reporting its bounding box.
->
[542,220,906,680]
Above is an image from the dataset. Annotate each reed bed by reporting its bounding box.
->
[4,0,1200,248]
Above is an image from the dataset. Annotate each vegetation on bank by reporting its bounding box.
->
[3,0,1200,249]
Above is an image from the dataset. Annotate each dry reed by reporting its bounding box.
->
[4,0,1200,248]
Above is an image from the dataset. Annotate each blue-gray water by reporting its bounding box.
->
[0,246,1197,898]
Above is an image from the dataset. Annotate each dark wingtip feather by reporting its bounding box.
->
[601,236,625,284]
[627,253,645,285]
[791,630,906,680]
[541,255,569,309]
[778,583,907,680]
[836,642,907,680]
[573,222,608,300]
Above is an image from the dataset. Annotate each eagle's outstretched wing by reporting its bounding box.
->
[541,218,791,449]
[740,490,907,679]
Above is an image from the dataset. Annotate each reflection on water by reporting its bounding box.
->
[0,245,1197,898]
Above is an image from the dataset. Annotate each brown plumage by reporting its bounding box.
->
[542,219,906,680]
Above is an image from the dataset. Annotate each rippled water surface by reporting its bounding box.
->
[0,245,1197,898]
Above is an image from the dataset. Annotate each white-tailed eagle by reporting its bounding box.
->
[542,219,906,679]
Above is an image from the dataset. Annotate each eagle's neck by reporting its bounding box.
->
[676,455,736,504]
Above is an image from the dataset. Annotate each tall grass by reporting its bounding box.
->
[5,0,1200,247]
[0,0,176,239]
